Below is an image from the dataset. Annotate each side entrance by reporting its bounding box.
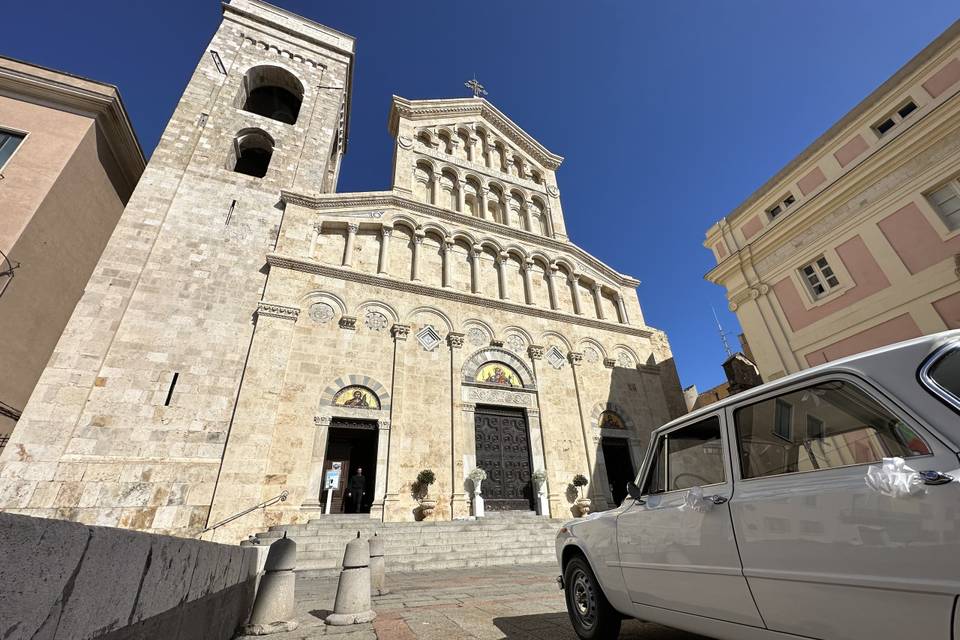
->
[321,418,378,514]
[474,406,534,511]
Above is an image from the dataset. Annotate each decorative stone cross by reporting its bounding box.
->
[464,76,487,98]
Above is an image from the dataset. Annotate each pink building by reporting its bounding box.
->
[705,21,960,381]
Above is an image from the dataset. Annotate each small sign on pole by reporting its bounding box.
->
[324,462,343,515]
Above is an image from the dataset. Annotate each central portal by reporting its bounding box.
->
[474,406,534,511]
[321,418,378,514]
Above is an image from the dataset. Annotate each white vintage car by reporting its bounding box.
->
[557,331,960,640]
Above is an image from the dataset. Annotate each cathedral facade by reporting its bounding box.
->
[0,0,684,541]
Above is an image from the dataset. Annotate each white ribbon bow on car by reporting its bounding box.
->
[864,457,925,498]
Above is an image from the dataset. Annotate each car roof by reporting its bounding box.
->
[660,329,960,435]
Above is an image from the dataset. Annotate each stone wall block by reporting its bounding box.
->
[130,536,201,623]
[53,526,151,639]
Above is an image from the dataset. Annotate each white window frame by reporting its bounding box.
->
[799,255,841,300]
[871,99,918,137]
[924,177,960,232]
[0,127,28,173]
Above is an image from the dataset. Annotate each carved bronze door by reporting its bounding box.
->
[474,407,534,511]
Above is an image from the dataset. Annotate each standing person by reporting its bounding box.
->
[347,467,366,513]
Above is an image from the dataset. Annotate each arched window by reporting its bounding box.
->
[230,129,274,178]
[240,65,304,125]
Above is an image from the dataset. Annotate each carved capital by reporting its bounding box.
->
[391,323,411,341]
[496,252,509,265]
[568,351,583,366]
[447,332,465,348]
[461,402,477,413]
[413,233,425,245]
[314,415,332,427]
[339,316,357,330]
[313,221,324,234]
[490,339,504,348]
[603,357,616,369]
[591,282,602,293]
[381,226,393,237]
[528,344,545,360]
[346,222,359,234]
[568,274,580,284]
[378,419,391,430]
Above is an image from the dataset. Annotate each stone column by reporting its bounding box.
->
[383,324,410,520]
[546,265,559,310]
[430,173,441,206]
[411,232,424,281]
[526,345,551,517]
[570,274,583,315]
[496,253,509,300]
[523,199,534,232]
[615,293,629,325]
[521,259,534,305]
[447,333,470,518]
[567,351,607,511]
[342,223,359,268]
[377,226,392,275]
[369,418,390,520]
[478,188,489,220]
[544,206,556,238]
[455,181,465,213]
[442,238,453,288]
[309,221,322,258]
[470,246,482,294]
[591,283,605,320]
[304,415,331,509]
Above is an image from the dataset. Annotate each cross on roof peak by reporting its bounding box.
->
[464,76,487,98]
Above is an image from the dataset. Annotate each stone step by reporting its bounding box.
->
[296,539,556,559]
[295,547,556,577]
[267,528,559,543]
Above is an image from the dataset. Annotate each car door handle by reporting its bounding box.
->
[705,494,728,505]
[919,470,954,485]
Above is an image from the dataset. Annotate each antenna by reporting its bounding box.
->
[712,307,733,357]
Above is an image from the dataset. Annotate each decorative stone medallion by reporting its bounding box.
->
[505,334,526,354]
[583,346,599,364]
[416,326,442,352]
[616,351,635,368]
[364,310,387,332]
[466,327,487,347]
[308,302,335,325]
[545,346,566,370]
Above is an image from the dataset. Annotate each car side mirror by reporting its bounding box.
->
[626,481,645,504]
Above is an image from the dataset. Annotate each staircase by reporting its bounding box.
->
[253,511,565,577]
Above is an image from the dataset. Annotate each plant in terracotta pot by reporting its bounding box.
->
[572,474,591,516]
[416,469,437,519]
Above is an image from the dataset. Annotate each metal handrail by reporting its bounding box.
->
[200,490,288,536]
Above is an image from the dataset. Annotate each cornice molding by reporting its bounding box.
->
[266,252,654,339]
[256,301,300,320]
[0,61,145,191]
[388,96,564,170]
[279,190,641,288]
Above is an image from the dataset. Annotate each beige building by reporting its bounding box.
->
[705,20,960,381]
[0,0,683,541]
[0,57,144,448]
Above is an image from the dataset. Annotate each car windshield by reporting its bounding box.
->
[926,346,960,407]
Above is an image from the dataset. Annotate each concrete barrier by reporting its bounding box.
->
[0,512,259,640]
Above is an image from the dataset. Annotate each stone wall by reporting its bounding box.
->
[0,512,258,640]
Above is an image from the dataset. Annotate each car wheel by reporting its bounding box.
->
[564,556,622,639]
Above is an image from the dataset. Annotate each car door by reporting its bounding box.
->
[616,413,764,627]
[728,374,960,640]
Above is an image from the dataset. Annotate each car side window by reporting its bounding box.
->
[734,379,932,480]
[642,416,725,495]
[926,347,960,407]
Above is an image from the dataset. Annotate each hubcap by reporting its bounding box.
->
[569,569,596,629]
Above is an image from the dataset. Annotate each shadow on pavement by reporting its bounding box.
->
[493,612,715,639]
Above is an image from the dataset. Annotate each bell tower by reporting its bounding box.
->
[0,0,355,534]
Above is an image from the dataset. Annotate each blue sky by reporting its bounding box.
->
[4,1,958,392]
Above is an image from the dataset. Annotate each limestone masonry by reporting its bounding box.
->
[0,0,684,541]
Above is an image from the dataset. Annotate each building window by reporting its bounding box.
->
[229,129,274,178]
[0,130,25,170]
[800,256,840,299]
[872,100,918,136]
[774,399,792,440]
[766,193,796,220]
[239,65,304,125]
[926,179,960,231]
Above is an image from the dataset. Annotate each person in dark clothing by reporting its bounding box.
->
[347,467,366,513]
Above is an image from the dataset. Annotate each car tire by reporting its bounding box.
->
[564,555,623,640]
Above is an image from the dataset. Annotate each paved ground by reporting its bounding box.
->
[256,563,711,639]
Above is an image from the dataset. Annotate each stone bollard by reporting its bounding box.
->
[239,533,299,636]
[368,532,389,596]
[326,532,377,626]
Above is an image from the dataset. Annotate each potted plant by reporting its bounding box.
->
[572,474,591,516]
[416,469,437,519]
[468,467,486,517]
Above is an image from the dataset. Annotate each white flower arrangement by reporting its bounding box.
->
[468,467,487,483]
